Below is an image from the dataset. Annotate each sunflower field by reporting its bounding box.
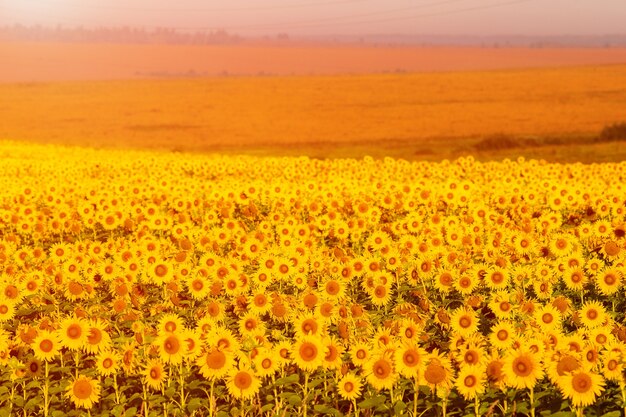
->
[1,140,626,417]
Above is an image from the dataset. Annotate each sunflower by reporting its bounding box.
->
[595,267,622,296]
[144,358,167,391]
[321,336,344,371]
[578,301,607,329]
[455,365,486,401]
[489,320,515,350]
[226,365,261,400]
[0,300,17,322]
[369,283,392,307]
[533,304,562,332]
[365,352,398,391]
[293,313,325,338]
[292,336,324,373]
[546,352,581,384]
[238,312,266,339]
[157,313,184,335]
[248,292,272,316]
[423,349,455,396]
[57,315,88,351]
[95,350,121,377]
[25,358,44,379]
[252,348,280,378]
[197,347,236,380]
[502,348,544,389]
[185,275,211,301]
[66,375,100,410]
[562,267,588,292]
[349,341,372,367]
[83,319,112,355]
[601,350,623,382]
[32,330,61,362]
[449,307,479,338]
[396,341,426,380]
[154,332,184,365]
[557,369,605,407]
[337,373,363,401]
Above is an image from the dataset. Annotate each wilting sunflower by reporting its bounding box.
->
[66,375,100,410]
[32,330,61,362]
[455,365,486,400]
[502,348,544,389]
[557,368,605,407]
[144,358,167,391]
[337,373,363,401]
[226,365,261,400]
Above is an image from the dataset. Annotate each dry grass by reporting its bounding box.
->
[2,64,626,163]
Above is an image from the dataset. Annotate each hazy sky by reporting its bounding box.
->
[2,0,625,36]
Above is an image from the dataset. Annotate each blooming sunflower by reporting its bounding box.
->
[557,368,605,407]
[455,365,486,400]
[396,341,426,380]
[291,336,324,373]
[84,319,112,355]
[57,315,88,351]
[144,358,167,391]
[252,347,280,378]
[337,373,363,401]
[502,348,544,389]
[595,267,622,296]
[489,320,515,350]
[364,352,398,391]
[226,364,261,401]
[578,301,607,329]
[66,375,100,410]
[32,330,61,362]
[154,332,184,365]
[349,341,372,367]
[423,349,455,396]
[449,307,479,339]
[95,350,121,377]
[197,347,236,380]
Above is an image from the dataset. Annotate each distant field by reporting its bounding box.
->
[2,64,626,162]
[2,41,626,82]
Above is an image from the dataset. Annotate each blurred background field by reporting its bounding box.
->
[1,57,626,164]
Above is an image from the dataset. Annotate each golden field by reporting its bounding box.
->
[0,140,626,416]
[1,64,626,162]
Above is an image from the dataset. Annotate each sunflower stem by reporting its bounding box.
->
[142,382,149,416]
[474,396,479,417]
[529,387,535,417]
[113,374,120,404]
[43,361,49,417]
[352,398,359,417]
[209,379,216,417]
[179,363,187,412]
[413,378,418,417]
[303,372,309,417]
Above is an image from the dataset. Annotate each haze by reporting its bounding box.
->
[2,0,626,37]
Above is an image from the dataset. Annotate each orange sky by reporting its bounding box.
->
[2,0,626,36]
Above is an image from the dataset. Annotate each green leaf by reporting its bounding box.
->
[0,408,13,417]
[308,377,325,389]
[358,395,384,409]
[274,374,300,386]
[13,396,24,408]
[187,398,204,413]
[261,403,275,413]
[287,394,302,407]
[601,412,622,417]
[24,397,40,411]
[546,412,575,417]
[124,406,138,417]
[51,411,67,417]
[393,400,407,415]
[313,405,341,416]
